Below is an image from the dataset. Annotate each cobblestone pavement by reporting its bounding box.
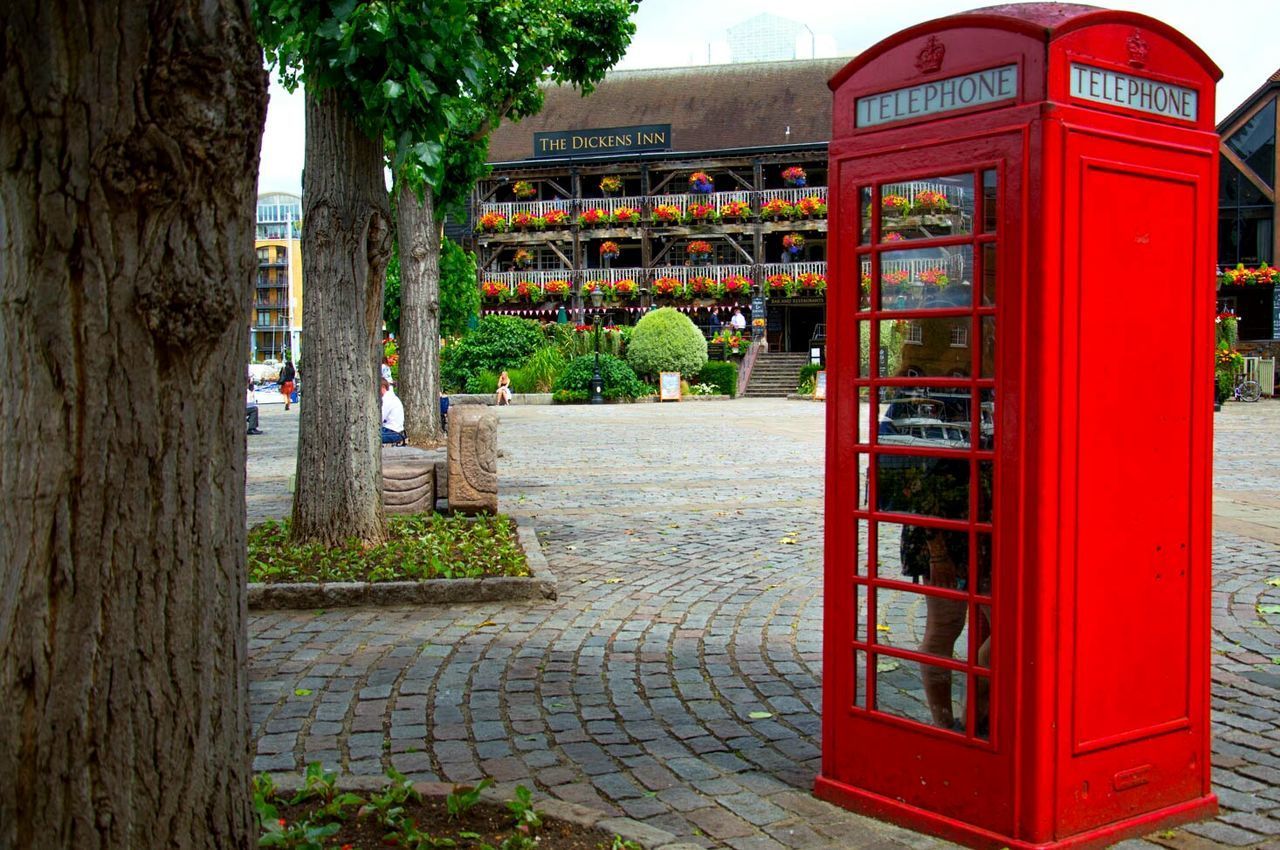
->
[248,400,1280,849]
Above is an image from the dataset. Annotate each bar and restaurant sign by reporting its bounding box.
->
[856,65,1018,128]
[534,124,672,158]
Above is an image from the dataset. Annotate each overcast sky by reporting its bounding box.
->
[258,1,1280,196]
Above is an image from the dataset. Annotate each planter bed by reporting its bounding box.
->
[248,518,556,610]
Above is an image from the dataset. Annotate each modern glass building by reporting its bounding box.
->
[253,192,303,362]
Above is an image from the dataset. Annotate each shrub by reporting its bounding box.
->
[695,361,738,397]
[466,370,499,394]
[797,362,822,394]
[508,346,566,393]
[553,354,651,401]
[626,307,707,378]
[441,315,544,392]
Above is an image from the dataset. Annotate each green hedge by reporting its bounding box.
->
[695,361,738,397]
[442,315,543,392]
[796,362,822,394]
[553,354,652,401]
[625,307,707,378]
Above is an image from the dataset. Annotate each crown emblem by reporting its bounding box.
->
[1127,31,1149,68]
[915,36,945,75]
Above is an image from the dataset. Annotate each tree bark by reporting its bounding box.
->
[290,89,393,546]
[0,2,265,848]
[397,185,444,446]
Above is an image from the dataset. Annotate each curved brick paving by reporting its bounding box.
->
[248,400,1280,849]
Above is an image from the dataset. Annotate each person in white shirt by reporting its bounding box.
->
[730,308,747,331]
[380,377,405,444]
[246,379,262,435]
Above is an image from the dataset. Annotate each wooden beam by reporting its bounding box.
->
[649,171,678,195]
[651,238,675,266]
[1221,144,1276,203]
[545,177,572,199]
[546,241,573,268]
[727,168,753,191]
[726,233,754,264]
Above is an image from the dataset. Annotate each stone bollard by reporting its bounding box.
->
[447,406,498,514]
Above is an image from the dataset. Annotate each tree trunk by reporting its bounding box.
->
[291,88,392,545]
[397,185,444,446]
[0,2,265,848]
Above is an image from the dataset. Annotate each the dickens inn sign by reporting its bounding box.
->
[533,124,672,158]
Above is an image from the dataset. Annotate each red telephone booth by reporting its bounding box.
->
[820,6,1221,848]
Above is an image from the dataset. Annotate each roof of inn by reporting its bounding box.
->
[485,57,850,165]
[1218,66,1280,133]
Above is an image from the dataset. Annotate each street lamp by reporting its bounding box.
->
[589,314,605,405]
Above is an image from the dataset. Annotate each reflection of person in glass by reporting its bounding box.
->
[880,385,991,734]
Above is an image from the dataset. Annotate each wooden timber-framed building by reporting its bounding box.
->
[468,58,848,354]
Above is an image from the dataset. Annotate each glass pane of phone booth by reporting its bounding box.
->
[855,169,996,741]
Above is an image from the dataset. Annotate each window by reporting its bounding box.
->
[257,311,271,326]
[905,322,923,344]
[950,324,969,347]
[1219,159,1275,265]
[1227,99,1276,188]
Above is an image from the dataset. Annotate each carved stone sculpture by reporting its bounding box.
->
[447,406,498,514]
[382,459,436,515]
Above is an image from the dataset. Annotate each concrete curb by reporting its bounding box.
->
[450,393,554,405]
[247,517,556,610]
[786,393,825,402]
[267,774,685,849]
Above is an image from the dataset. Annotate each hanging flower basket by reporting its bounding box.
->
[512,180,537,199]
[599,241,620,261]
[687,240,713,263]
[688,171,714,194]
[599,175,623,195]
[782,166,807,188]
[782,234,805,258]
[513,249,533,270]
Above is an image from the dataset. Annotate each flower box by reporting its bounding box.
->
[719,200,750,221]
[477,212,508,233]
[722,274,752,298]
[542,209,570,228]
[881,194,910,216]
[652,204,683,224]
[761,199,794,221]
[652,276,685,298]
[610,279,639,301]
[611,206,641,225]
[544,279,571,297]
[514,280,538,302]
[796,195,827,218]
[510,212,543,232]
[481,281,510,302]
[577,208,609,228]
[686,203,718,223]
[767,273,797,298]
[911,190,950,214]
[688,275,715,298]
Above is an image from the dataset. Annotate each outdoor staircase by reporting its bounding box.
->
[743,352,811,398]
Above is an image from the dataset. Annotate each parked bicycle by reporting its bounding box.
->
[1232,372,1263,403]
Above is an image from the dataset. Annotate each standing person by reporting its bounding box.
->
[279,358,296,411]
[708,309,723,334]
[380,355,393,385]
[379,377,405,444]
[730,307,747,331]
[495,370,513,406]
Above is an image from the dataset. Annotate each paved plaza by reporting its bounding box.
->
[248,399,1280,849]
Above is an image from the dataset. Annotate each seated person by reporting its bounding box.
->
[380,377,405,444]
[246,380,262,435]
[496,370,512,406]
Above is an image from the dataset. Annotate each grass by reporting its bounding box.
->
[248,514,529,584]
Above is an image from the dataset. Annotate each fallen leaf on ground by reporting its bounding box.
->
[876,624,891,632]
[748,711,774,720]
[604,578,624,584]
[779,537,797,545]
[294,688,312,696]
[1258,604,1280,614]
[1267,577,1280,587]
[875,659,900,673]
[475,620,498,628]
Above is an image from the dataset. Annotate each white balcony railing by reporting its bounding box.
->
[879,180,966,206]
[575,195,646,216]
[861,254,967,279]
[758,186,828,206]
[479,199,573,221]
[759,261,828,279]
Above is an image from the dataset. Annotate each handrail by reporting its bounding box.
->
[737,339,765,398]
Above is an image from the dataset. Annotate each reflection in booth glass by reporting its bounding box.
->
[871,245,974,312]
[878,173,975,243]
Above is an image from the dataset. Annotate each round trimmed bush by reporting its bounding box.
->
[625,307,708,378]
[553,354,651,401]
[441,315,544,392]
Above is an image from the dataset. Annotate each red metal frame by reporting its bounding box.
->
[821,6,1221,848]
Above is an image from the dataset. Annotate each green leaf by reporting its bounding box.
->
[383,79,404,100]
[748,711,773,720]
[294,688,312,696]
[1258,604,1280,615]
